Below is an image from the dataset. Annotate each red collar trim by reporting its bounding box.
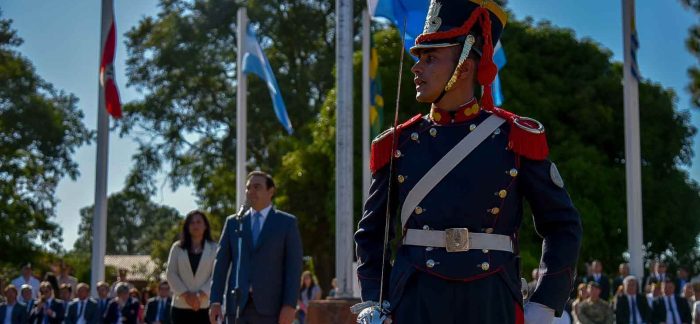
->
[430,98,480,125]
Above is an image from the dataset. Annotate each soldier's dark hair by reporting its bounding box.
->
[179,210,214,251]
[247,170,275,189]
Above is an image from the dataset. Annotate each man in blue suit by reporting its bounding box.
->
[0,284,27,324]
[210,171,303,324]
[28,281,65,324]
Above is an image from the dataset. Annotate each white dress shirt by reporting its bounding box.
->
[249,204,273,229]
[11,276,40,302]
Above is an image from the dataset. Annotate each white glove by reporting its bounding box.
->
[524,302,555,324]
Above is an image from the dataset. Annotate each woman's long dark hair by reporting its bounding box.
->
[179,210,214,251]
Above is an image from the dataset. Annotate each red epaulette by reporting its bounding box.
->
[370,114,423,174]
[491,107,549,160]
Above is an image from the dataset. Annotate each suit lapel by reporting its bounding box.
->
[241,212,254,250]
[254,209,277,250]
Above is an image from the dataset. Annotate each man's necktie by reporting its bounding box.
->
[252,212,262,245]
[668,296,679,324]
[43,300,50,324]
[79,300,85,319]
[630,296,638,324]
[159,299,166,321]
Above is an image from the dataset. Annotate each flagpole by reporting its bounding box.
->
[236,7,248,208]
[91,0,111,297]
[335,0,354,298]
[622,0,644,279]
[362,9,371,203]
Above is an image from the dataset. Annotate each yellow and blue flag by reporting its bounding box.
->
[370,39,384,138]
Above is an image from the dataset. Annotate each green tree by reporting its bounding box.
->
[73,188,183,256]
[498,18,700,273]
[0,14,91,269]
[679,0,700,107]
[121,0,360,289]
[120,0,361,217]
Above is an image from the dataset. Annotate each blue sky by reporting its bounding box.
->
[2,0,698,250]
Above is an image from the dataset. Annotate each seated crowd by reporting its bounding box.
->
[525,260,700,324]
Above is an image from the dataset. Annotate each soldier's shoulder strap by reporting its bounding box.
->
[400,114,507,228]
[491,107,549,160]
[370,113,424,174]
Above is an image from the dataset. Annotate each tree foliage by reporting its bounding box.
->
[0,14,91,268]
[680,0,700,107]
[73,188,182,256]
[498,18,700,272]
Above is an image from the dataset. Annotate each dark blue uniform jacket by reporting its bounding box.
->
[355,108,582,316]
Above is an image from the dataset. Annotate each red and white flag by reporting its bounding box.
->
[99,0,122,119]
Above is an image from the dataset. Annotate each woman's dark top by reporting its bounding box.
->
[188,251,202,276]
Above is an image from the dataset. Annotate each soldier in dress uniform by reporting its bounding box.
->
[354,1,583,323]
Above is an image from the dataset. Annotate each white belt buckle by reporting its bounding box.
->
[445,228,470,252]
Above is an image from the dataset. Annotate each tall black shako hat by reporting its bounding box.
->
[410,0,507,110]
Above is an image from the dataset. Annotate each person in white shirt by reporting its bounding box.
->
[65,283,99,324]
[108,270,134,299]
[57,263,78,300]
[10,264,40,303]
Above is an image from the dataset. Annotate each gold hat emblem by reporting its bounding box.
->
[423,1,443,34]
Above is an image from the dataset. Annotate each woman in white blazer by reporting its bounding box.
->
[166,210,217,324]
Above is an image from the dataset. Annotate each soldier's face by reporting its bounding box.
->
[588,286,600,298]
[411,46,459,103]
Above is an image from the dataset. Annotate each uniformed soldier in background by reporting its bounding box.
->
[354,0,583,323]
[577,282,614,324]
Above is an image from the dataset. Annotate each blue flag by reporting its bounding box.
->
[242,25,293,134]
[371,0,430,55]
[492,41,506,107]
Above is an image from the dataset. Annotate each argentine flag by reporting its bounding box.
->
[242,25,293,134]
